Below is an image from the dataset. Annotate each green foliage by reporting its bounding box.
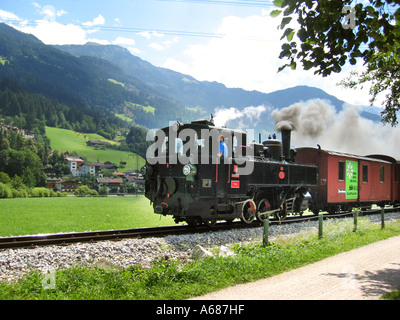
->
[74,185,98,197]
[99,186,108,197]
[340,46,400,125]
[0,129,46,188]
[0,78,125,139]
[0,218,399,299]
[30,187,56,198]
[0,182,13,198]
[272,0,400,125]
[125,126,150,158]
[381,288,400,300]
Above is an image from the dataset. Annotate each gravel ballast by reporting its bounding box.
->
[1,211,399,283]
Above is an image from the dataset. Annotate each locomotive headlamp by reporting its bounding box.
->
[141,165,152,178]
[183,164,197,176]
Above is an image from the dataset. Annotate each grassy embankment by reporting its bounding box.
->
[0,203,399,300]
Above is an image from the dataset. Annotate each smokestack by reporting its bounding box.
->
[281,129,291,161]
[275,120,293,162]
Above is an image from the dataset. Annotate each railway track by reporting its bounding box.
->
[0,207,397,250]
[0,222,258,250]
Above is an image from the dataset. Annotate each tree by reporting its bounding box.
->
[99,185,108,197]
[272,0,400,125]
[0,172,11,185]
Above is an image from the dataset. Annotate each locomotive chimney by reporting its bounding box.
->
[281,129,291,161]
[275,120,293,162]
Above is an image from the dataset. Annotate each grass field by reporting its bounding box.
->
[45,126,145,171]
[0,196,177,237]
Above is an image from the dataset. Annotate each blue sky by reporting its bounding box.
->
[0,0,372,106]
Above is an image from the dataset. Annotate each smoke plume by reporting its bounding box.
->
[213,105,267,128]
[272,98,400,159]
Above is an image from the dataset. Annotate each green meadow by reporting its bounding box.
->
[45,126,145,171]
[0,196,176,237]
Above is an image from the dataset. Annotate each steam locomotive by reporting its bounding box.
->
[142,119,318,226]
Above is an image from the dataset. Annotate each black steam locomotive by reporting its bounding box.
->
[142,119,318,226]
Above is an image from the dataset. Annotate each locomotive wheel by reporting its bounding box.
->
[256,198,271,222]
[276,202,288,220]
[204,208,217,227]
[241,199,256,224]
[186,217,201,227]
[204,219,217,227]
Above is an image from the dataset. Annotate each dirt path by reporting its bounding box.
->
[191,235,400,300]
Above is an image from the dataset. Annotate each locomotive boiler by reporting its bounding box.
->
[142,119,318,227]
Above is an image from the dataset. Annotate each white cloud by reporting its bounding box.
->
[163,13,373,107]
[0,9,22,22]
[112,36,136,46]
[163,15,288,91]
[88,38,111,45]
[3,7,110,46]
[149,42,165,51]
[56,10,68,17]
[137,30,164,39]
[128,47,142,55]
[17,20,88,45]
[82,14,105,27]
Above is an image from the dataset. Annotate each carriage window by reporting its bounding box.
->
[338,161,344,181]
[380,166,385,183]
[362,165,368,183]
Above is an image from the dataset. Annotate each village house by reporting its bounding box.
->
[0,123,35,139]
[64,156,120,178]
[80,162,106,176]
[125,173,144,188]
[65,157,84,177]
[59,179,80,193]
[123,170,144,193]
[87,140,111,147]
[96,178,123,194]
[43,167,63,190]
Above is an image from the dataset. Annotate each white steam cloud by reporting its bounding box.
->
[213,105,267,128]
[272,99,400,159]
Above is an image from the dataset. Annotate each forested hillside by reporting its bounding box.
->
[0,23,189,130]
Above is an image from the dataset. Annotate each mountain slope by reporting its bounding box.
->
[0,23,186,129]
[0,23,381,135]
[56,42,381,132]
[55,43,379,112]
[58,43,297,114]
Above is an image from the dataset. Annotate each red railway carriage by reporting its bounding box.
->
[367,154,400,206]
[295,147,394,214]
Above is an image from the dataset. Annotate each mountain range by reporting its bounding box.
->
[0,22,381,136]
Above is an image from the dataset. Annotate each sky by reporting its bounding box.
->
[0,0,375,107]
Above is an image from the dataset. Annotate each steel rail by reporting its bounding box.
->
[0,222,257,250]
[0,207,398,250]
